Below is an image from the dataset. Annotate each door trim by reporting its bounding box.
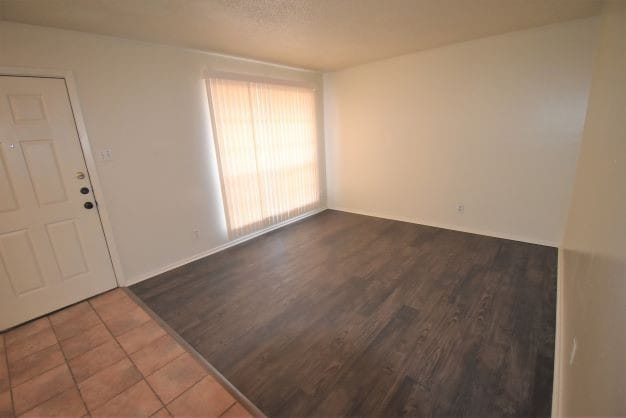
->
[0,66,124,286]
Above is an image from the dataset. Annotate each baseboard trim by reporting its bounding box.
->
[329,206,559,247]
[552,248,564,417]
[124,207,327,287]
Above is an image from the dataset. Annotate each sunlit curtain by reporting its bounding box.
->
[207,77,320,237]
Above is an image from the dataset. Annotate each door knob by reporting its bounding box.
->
[84,202,94,209]
[80,187,90,194]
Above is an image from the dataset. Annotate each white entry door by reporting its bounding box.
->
[0,76,117,330]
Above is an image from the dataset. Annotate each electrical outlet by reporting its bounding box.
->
[457,204,465,214]
[569,337,577,365]
[192,229,200,240]
[97,148,113,161]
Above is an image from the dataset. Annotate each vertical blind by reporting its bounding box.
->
[207,77,321,237]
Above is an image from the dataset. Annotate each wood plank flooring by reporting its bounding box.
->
[131,210,557,417]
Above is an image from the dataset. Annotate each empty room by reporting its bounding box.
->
[0,1,624,417]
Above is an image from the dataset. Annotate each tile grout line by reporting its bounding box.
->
[10,308,91,378]
[109,314,213,408]
[60,310,147,362]
[62,335,110,362]
[78,356,138,411]
[8,318,64,416]
[161,373,214,413]
[164,376,236,418]
[143,349,187,380]
[124,338,193,406]
[87,295,166,414]
[37,297,153,415]
[218,400,239,418]
[5,342,64,391]
[45,315,91,418]
[5,293,176,417]
[146,361,201,407]
[124,288,266,418]
[5,321,58,365]
[14,316,88,417]
[7,288,255,417]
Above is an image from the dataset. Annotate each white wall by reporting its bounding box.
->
[558,3,626,416]
[0,21,324,285]
[324,18,599,246]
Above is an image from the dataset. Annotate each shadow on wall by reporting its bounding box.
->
[558,2,626,416]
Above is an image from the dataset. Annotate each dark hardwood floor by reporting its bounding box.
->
[131,210,557,417]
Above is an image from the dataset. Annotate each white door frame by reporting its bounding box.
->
[0,66,124,286]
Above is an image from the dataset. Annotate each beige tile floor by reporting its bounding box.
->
[0,289,255,418]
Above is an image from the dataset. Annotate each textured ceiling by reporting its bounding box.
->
[0,0,603,71]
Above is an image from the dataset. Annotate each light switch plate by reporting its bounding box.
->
[97,148,113,161]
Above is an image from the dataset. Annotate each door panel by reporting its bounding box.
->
[46,219,89,279]
[21,140,68,205]
[0,149,18,212]
[0,229,44,294]
[8,94,47,124]
[0,76,117,330]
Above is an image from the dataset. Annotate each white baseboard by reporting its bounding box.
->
[552,248,564,417]
[329,206,559,247]
[124,207,327,287]
[126,204,556,283]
